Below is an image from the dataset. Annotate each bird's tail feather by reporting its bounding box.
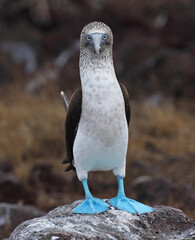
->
[60,91,69,112]
[60,92,75,172]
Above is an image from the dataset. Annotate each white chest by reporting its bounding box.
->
[73,66,128,177]
[80,68,127,145]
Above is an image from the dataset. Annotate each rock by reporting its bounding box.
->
[0,171,36,205]
[132,176,175,205]
[132,176,195,214]
[28,163,68,193]
[0,203,45,239]
[1,41,37,73]
[9,201,195,240]
[0,160,13,173]
[0,56,13,84]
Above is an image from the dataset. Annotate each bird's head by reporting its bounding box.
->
[80,22,113,56]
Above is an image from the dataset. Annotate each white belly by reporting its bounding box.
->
[74,127,128,172]
[73,79,128,180]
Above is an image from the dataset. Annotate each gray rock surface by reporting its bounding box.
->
[9,201,195,240]
[0,203,45,239]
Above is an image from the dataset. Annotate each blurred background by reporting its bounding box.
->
[0,0,194,235]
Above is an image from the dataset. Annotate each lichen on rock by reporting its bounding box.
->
[9,200,195,240]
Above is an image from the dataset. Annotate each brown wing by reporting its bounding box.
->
[62,89,82,172]
[119,83,131,126]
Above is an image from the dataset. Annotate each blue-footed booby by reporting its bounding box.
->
[61,22,153,214]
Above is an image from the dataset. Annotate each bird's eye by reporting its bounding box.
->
[103,34,108,40]
[86,36,91,41]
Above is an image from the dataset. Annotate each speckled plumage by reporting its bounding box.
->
[62,22,154,215]
[73,22,129,180]
[80,22,113,69]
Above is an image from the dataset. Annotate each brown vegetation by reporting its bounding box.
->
[0,0,194,219]
[0,85,194,217]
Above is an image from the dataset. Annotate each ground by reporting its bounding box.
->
[0,85,194,218]
[0,0,194,221]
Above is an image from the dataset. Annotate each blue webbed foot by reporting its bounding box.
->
[108,196,154,214]
[73,179,109,214]
[73,198,109,214]
[109,176,154,214]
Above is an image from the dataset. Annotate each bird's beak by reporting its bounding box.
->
[90,33,104,54]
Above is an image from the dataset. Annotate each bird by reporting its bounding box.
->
[61,21,153,214]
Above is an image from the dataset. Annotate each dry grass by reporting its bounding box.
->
[0,86,194,181]
[128,101,195,183]
[0,85,65,179]
[0,85,194,216]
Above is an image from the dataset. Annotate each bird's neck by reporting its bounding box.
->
[79,47,113,69]
[80,59,117,89]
